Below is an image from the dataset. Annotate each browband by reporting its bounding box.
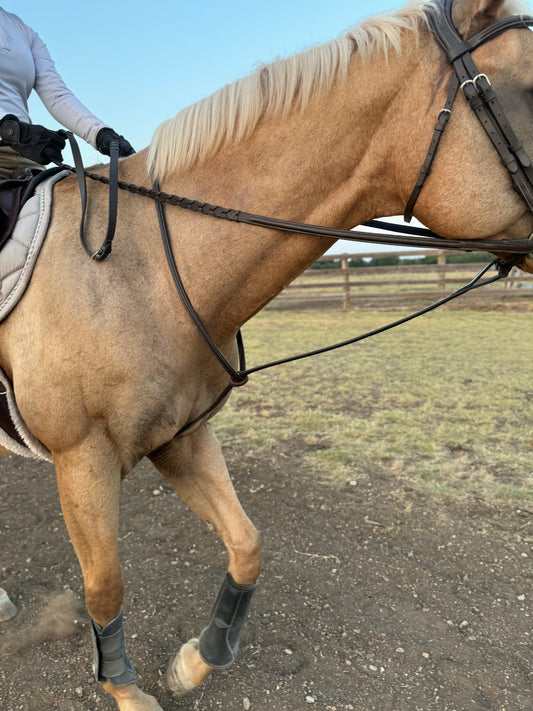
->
[429,2,533,61]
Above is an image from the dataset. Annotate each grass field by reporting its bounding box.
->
[213,309,532,503]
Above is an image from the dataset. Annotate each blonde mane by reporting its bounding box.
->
[147,0,526,181]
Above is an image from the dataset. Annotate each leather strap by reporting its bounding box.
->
[154,180,248,386]
[406,1,533,223]
[69,163,533,254]
[64,131,119,261]
[404,75,459,221]
[165,256,513,440]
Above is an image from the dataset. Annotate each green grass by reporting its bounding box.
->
[213,309,533,503]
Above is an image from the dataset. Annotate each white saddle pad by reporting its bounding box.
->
[0,170,68,319]
[0,170,69,461]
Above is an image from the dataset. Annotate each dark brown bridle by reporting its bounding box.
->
[406,0,533,230]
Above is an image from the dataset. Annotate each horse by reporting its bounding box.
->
[1,0,532,709]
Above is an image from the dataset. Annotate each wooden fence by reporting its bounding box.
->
[269,249,533,310]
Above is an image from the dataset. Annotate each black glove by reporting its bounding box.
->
[96,127,135,157]
[0,114,66,165]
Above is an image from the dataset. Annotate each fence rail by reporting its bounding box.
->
[269,250,533,310]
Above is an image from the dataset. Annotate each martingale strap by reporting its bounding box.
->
[405,0,533,222]
[154,183,249,387]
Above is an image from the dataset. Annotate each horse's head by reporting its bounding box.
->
[405,0,533,271]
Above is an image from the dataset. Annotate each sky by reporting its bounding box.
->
[4,0,418,254]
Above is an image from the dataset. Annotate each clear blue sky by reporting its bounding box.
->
[3,1,413,254]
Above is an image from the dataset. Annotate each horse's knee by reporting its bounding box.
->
[85,575,124,626]
[228,526,262,585]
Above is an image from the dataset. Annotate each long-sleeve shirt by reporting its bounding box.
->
[0,7,107,148]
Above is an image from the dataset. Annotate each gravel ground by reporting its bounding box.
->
[0,442,531,711]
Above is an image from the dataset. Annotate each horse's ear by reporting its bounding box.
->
[451,0,507,38]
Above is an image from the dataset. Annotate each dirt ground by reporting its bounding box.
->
[0,437,531,711]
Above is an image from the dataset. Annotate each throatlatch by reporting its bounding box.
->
[91,610,138,686]
[199,572,258,668]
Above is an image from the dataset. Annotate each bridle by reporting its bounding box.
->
[406,0,533,238]
[67,1,533,265]
[58,0,533,427]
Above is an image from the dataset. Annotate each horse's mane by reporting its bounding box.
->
[147,0,527,181]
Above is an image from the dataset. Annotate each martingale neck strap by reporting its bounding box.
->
[153,181,248,387]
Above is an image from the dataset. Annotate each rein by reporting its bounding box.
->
[64,131,120,261]
[151,178,516,393]
[64,156,533,256]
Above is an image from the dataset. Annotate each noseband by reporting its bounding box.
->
[406,0,533,248]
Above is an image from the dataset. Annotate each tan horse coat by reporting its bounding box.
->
[1,1,532,709]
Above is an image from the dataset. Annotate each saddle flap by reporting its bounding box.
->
[0,181,25,251]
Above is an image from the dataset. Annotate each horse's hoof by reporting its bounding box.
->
[167,638,212,697]
[0,588,17,622]
[102,680,163,710]
[166,638,198,696]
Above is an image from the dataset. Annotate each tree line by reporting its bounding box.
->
[310,252,490,270]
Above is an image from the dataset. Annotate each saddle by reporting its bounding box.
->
[0,171,42,446]
[0,166,66,460]
[0,166,64,250]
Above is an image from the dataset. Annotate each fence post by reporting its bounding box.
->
[438,251,446,291]
[342,257,350,310]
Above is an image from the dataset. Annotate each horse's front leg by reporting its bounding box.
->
[54,442,163,711]
[149,422,262,697]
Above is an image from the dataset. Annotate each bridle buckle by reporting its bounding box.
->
[460,73,491,98]
[473,73,491,89]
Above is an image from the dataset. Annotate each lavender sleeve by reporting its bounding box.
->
[30,29,107,148]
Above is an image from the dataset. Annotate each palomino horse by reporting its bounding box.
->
[1,0,532,709]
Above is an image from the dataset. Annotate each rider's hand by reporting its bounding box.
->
[96,127,135,157]
[0,114,66,164]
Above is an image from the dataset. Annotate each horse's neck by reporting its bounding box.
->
[163,48,417,337]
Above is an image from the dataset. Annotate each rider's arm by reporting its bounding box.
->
[29,28,107,149]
